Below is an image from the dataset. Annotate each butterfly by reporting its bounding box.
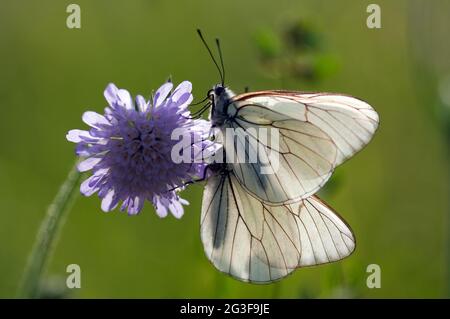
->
[196,30,379,283]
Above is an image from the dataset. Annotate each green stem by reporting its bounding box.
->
[17,163,82,298]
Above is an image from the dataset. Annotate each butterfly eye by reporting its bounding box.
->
[214,86,224,96]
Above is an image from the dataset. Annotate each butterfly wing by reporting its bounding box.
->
[200,170,356,283]
[221,91,379,204]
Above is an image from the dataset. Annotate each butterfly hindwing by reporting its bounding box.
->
[200,170,356,283]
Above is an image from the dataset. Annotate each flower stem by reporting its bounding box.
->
[17,163,82,298]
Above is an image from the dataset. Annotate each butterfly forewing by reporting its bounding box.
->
[215,91,379,204]
[229,111,337,204]
[234,91,379,164]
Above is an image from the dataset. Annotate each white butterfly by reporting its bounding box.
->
[196,31,379,283]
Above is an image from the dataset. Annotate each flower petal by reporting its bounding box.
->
[80,175,100,196]
[120,198,131,212]
[179,197,189,205]
[169,199,185,219]
[154,197,168,218]
[104,83,119,106]
[75,144,91,157]
[101,190,118,212]
[77,157,102,172]
[153,82,173,108]
[135,95,148,112]
[117,89,133,109]
[127,196,144,215]
[175,92,193,111]
[172,81,192,98]
[66,129,93,143]
[82,111,110,128]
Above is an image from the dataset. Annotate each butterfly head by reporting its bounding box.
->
[213,84,225,96]
[208,84,236,127]
[207,84,227,103]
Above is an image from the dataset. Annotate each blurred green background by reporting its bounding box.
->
[1,0,449,298]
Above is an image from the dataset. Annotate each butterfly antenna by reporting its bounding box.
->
[215,38,225,86]
[190,95,209,106]
[197,29,224,85]
[190,102,212,117]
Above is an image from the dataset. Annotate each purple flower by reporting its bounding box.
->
[67,81,211,217]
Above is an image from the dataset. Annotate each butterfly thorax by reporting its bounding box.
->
[209,85,236,127]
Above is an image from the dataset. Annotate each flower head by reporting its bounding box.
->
[67,81,211,217]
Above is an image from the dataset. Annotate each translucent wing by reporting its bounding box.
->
[233,91,379,166]
[201,171,356,283]
[222,110,337,204]
[220,91,379,204]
